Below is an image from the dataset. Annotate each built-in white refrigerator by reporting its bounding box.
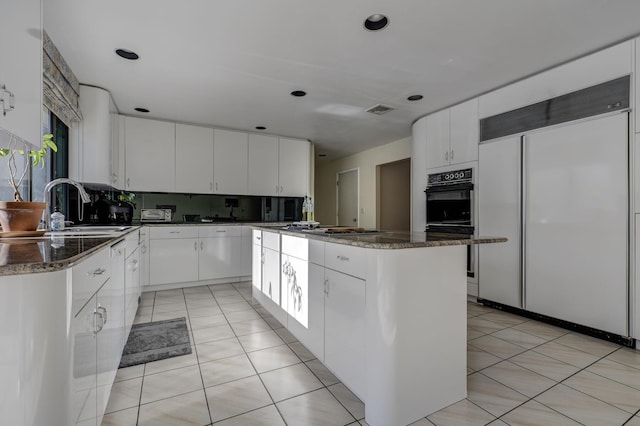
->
[478,112,629,336]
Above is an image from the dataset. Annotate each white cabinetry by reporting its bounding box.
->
[139,227,150,288]
[426,99,478,169]
[412,116,428,232]
[198,226,241,280]
[240,226,252,277]
[176,124,214,194]
[0,0,41,146]
[252,230,263,292]
[124,117,175,192]
[278,138,310,196]
[149,226,199,285]
[262,232,281,305]
[124,231,141,335]
[73,85,120,186]
[248,134,279,195]
[213,129,248,195]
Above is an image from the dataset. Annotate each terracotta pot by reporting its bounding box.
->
[0,201,46,232]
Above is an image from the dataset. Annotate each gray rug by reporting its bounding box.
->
[119,317,192,368]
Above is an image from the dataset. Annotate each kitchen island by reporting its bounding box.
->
[251,226,506,426]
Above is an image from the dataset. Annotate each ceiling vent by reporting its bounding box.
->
[365,104,394,115]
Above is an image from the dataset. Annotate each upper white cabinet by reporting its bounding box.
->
[213,129,248,195]
[426,99,478,169]
[124,116,176,192]
[176,124,214,193]
[248,134,279,195]
[0,0,41,146]
[279,137,310,196]
[72,85,120,186]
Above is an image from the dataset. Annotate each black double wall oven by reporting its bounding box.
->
[425,168,474,277]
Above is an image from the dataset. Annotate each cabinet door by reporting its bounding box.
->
[263,247,281,305]
[248,134,279,195]
[199,236,241,280]
[288,262,325,362]
[0,0,41,146]
[150,238,199,285]
[213,129,248,195]
[425,109,451,169]
[240,227,252,277]
[252,243,262,292]
[111,106,124,189]
[449,98,479,165]
[125,117,176,192]
[72,294,97,425]
[278,138,310,196]
[176,124,214,193]
[139,228,150,288]
[324,269,365,397]
[125,248,140,335]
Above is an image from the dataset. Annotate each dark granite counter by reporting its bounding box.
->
[253,226,507,249]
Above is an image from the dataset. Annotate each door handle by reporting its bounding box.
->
[194,241,197,251]
[97,305,108,325]
[94,309,104,334]
[127,177,130,187]
[451,149,454,160]
[200,241,204,250]
[445,151,448,161]
[210,182,213,191]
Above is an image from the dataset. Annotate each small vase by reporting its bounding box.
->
[0,201,46,232]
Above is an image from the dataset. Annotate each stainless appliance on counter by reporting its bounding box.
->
[426,168,474,277]
[140,208,172,223]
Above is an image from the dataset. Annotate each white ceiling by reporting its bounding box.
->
[44,0,640,160]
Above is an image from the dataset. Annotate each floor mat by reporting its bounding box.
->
[119,317,191,368]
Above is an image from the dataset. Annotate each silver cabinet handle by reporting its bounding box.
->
[324,279,329,295]
[275,184,278,194]
[127,177,130,187]
[256,236,261,240]
[94,309,104,334]
[200,241,204,250]
[280,186,283,193]
[98,305,108,325]
[215,182,218,191]
[445,151,448,161]
[451,149,454,160]
[336,255,350,262]
[169,231,180,234]
[88,268,106,276]
[216,230,226,233]
[141,245,147,254]
[210,182,213,191]
[194,241,197,251]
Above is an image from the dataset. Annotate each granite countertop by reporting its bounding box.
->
[141,221,291,227]
[254,226,507,249]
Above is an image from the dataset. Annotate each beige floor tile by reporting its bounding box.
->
[276,388,355,426]
[133,313,152,324]
[328,383,365,420]
[196,337,245,363]
[187,299,221,310]
[501,400,580,426]
[260,363,323,402]
[153,296,185,306]
[101,406,139,426]
[246,344,301,373]
[273,327,298,343]
[563,370,640,414]
[478,311,528,327]
[140,365,203,404]
[200,354,256,388]
[587,357,640,391]
[511,320,569,340]
[554,333,620,357]
[192,324,236,345]
[182,285,212,294]
[490,327,547,349]
[467,345,502,371]
[190,313,229,330]
[305,359,340,386]
[535,384,630,426]
[184,293,215,303]
[238,329,285,352]
[486,421,509,426]
[138,389,210,426]
[114,364,144,382]
[288,341,316,361]
[151,311,188,322]
[144,351,198,375]
[215,294,248,305]
[105,377,143,413]
[188,305,223,318]
[229,318,272,336]
[466,373,528,417]
[152,301,186,313]
[220,301,254,313]
[467,327,486,341]
[510,350,580,382]
[467,317,508,334]
[211,404,286,425]
[481,360,556,397]
[605,347,640,370]
[468,335,527,359]
[427,398,495,426]
[136,306,153,317]
[224,309,264,323]
[533,341,600,368]
[407,418,434,426]
[206,375,273,423]
[467,302,494,315]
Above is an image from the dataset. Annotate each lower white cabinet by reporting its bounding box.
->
[139,228,150,288]
[240,226,252,277]
[199,235,241,280]
[287,262,325,361]
[150,237,199,285]
[252,230,262,292]
[125,242,140,335]
[263,246,281,305]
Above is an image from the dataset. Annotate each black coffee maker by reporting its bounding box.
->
[92,193,134,225]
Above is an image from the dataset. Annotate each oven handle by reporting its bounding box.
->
[425,182,474,193]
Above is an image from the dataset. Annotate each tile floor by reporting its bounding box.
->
[102,282,640,426]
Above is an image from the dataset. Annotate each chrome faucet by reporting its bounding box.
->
[44,178,92,229]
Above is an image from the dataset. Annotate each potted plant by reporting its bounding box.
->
[0,132,57,232]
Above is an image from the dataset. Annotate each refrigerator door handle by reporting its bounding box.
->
[520,134,526,309]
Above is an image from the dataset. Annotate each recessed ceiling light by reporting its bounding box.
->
[134,107,149,113]
[407,95,423,101]
[364,14,389,31]
[255,126,266,130]
[290,90,307,97]
[115,48,139,60]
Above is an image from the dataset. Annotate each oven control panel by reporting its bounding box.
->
[427,168,472,186]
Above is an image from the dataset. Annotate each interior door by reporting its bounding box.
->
[478,135,522,307]
[337,169,358,226]
[524,113,628,335]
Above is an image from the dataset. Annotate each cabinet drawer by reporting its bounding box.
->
[325,243,365,278]
[198,225,241,238]
[309,239,324,266]
[72,247,111,316]
[253,229,262,245]
[123,230,139,258]
[150,226,198,239]
[262,231,280,251]
[281,235,308,261]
